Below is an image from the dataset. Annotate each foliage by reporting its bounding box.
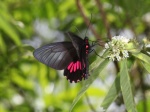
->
[0,0,150,112]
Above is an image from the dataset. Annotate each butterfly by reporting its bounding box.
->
[33,32,90,83]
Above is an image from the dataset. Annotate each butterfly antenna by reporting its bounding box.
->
[74,26,84,37]
[84,13,93,37]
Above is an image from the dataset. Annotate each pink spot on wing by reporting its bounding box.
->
[74,62,77,72]
[67,62,73,70]
[67,61,83,73]
[70,64,74,73]
[86,45,89,48]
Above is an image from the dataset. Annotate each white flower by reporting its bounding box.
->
[122,50,129,58]
[105,43,109,49]
[104,36,130,61]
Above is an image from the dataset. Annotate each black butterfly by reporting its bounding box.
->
[33,32,90,83]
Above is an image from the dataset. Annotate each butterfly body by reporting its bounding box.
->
[33,32,90,83]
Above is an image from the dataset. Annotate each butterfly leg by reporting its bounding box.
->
[89,49,105,59]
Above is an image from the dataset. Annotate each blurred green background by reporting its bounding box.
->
[0,0,150,112]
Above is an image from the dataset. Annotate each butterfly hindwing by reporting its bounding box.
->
[64,58,85,83]
[33,42,78,70]
[64,32,90,82]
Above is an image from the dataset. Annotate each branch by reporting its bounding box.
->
[95,0,111,40]
[125,13,137,39]
[76,0,102,40]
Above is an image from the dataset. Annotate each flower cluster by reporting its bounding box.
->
[104,36,130,61]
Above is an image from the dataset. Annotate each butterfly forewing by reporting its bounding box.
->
[33,42,77,70]
[67,32,84,57]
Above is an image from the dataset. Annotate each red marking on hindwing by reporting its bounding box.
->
[70,64,74,73]
[86,45,89,48]
[67,62,73,70]
[67,61,82,73]
[74,62,76,72]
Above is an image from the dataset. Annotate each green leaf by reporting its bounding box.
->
[101,75,120,110]
[126,41,140,53]
[90,57,104,71]
[69,59,109,112]
[132,53,150,66]
[21,45,35,51]
[120,60,136,112]
[142,62,150,73]
[0,34,7,54]
[136,98,150,112]
[0,16,21,46]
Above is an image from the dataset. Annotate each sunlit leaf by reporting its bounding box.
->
[132,53,150,66]
[90,57,104,71]
[10,68,33,90]
[101,75,120,110]
[120,60,136,112]
[87,87,106,97]
[142,62,150,73]
[0,34,7,54]
[21,45,35,51]
[136,99,150,112]
[126,41,140,53]
[0,16,21,46]
[69,59,109,112]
